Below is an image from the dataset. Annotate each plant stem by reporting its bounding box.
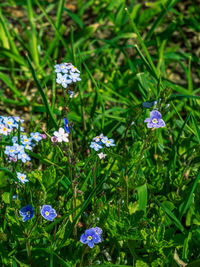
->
[26,238,32,265]
[132,129,152,182]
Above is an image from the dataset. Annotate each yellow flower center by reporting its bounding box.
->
[87,236,92,241]
[20,176,24,180]
[106,140,110,144]
[45,211,49,216]
[24,139,28,142]
[152,119,158,123]
[3,127,7,131]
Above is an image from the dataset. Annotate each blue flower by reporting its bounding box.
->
[54,63,68,73]
[56,73,72,88]
[90,142,103,151]
[64,118,69,133]
[41,205,57,221]
[30,132,42,142]
[17,172,29,183]
[80,228,102,248]
[101,137,115,147]
[19,205,34,222]
[21,135,32,146]
[4,146,16,157]
[13,143,25,154]
[68,89,75,98]
[69,72,81,82]
[17,152,31,163]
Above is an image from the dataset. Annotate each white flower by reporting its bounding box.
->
[0,124,11,136]
[98,152,106,160]
[17,172,29,184]
[53,127,69,142]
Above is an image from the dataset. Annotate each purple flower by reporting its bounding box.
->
[41,205,57,221]
[51,136,58,143]
[144,110,165,128]
[80,228,102,248]
[19,205,34,222]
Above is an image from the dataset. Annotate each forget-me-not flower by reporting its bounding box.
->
[56,73,72,88]
[90,142,103,151]
[30,132,42,142]
[17,152,31,163]
[19,205,34,222]
[17,172,29,184]
[144,110,165,128]
[98,152,106,160]
[69,72,81,83]
[101,137,115,147]
[41,205,57,221]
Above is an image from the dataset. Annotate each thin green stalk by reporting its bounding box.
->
[132,129,152,182]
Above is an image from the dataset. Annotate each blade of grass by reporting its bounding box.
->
[155,199,185,233]
[26,54,58,128]
[179,172,200,219]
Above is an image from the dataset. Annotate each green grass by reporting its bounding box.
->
[0,0,200,266]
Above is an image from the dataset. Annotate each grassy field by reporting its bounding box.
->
[0,0,200,266]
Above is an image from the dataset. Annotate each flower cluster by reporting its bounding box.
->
[19,204,57,222]
[90,134,115,159]
[54,63,81,97]
[4,131,42,163]
[0,116,24,136]
[80,227,103,248]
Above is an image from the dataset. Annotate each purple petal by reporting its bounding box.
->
[88,241,94,248]
[144,118,151,123]
[150,110,162,120]
[158,119,165,127]
[80,234,87,244]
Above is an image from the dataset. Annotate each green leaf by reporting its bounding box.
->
[155,199,185,233]
[2,192,10,204]
[135,183,147,215]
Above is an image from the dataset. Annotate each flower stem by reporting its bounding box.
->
[132,129,152,182]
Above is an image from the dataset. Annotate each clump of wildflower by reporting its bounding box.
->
[53,128,69,142]
[144,110,165,128]
[17,172,29,184]
[54,63,81,96]
[80,227,103,248]
[19,205,34,222]
[40,205,57,221]
[90,134,115,153]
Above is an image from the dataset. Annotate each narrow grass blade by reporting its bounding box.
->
[26,54,58,128]
[155,199,185,233]
[27,0,40,68]
[145,0,179,41]
[179,172,200,220]
[191,115,200,144]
